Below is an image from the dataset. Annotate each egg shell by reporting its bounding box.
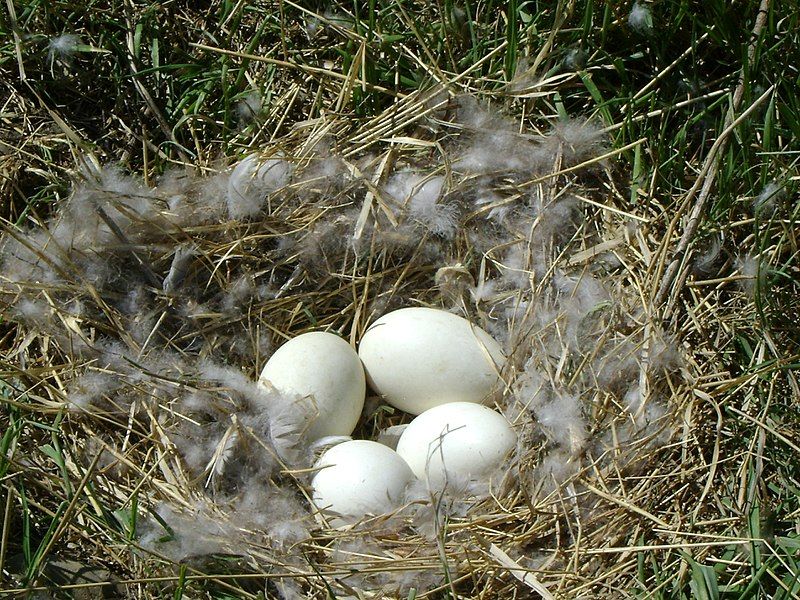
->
[258,332,365,441]
[311,440,415,525]
[395,402,516,489]
[358,307,505,414]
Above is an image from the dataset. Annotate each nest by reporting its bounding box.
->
[0,88,791,599]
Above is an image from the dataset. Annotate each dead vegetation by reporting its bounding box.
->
[1,1,798,599]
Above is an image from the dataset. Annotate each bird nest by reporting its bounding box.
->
[0,89,752,599]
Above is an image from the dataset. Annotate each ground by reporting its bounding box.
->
[0,1,799,599]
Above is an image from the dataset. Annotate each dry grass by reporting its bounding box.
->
[1,1,798,599]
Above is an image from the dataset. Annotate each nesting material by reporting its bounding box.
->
[226,153,293,219]
[1,93,687,598]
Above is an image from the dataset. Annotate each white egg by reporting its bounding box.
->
[258,332,365,441]
[358,307,505,414]
[311,440,415,525]
[395,402,516,489]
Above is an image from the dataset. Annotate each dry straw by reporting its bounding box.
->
[0,3,795,594]
[2,87,702,599]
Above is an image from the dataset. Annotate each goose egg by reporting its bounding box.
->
[312,440,415,525]
[358,307,505,414]
[395,402,516,489]
[258,332,365,441]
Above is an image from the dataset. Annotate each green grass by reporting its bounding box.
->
[1,0,799,598]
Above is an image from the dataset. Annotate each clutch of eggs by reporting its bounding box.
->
[255,310,513,523]
[358,307,506,414]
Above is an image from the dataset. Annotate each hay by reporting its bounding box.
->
[1,87,703,599]
[2,14,798,590]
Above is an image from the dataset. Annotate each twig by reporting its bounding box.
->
[123,0,191,164]
[728,406,800,455]
[654,84,775,311]
[189,42,403,99]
